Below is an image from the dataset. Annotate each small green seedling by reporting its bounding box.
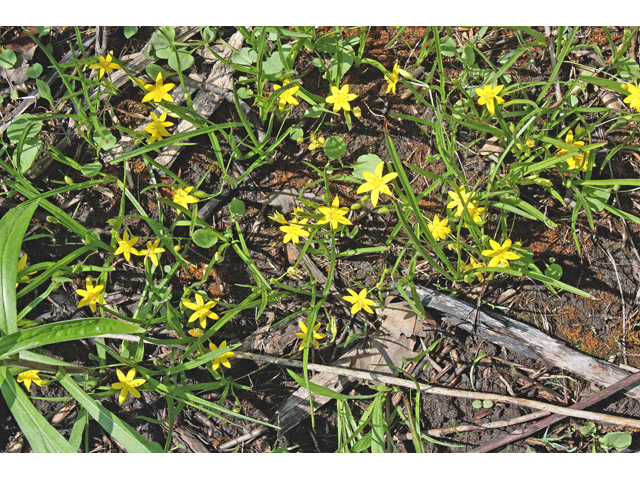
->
[580,422,632,452]
[472,399,493,409]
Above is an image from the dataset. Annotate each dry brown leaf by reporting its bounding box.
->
[348,300,433,374]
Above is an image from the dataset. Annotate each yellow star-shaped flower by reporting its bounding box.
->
[481,239,521,269]
[17,369,44,392]
[138,239,165,267]
[269,211,288,224]
[144,111,173,144]
[76,278,105,313]
[114,231,139,262]
[623,83,640,112]
[183,293,219,329]
[356,161,398,207]
[111,368,146,404]
[326,84,358,113]
[428,214,451,241]
[142,72,175,103]
[463,257,485,283]
[280,218,310,244]
[475,84,505,115]
[188,328,204,337]
[447,186,476,217]
[89,51,121,79]
[209,340,234,370]
[385,63,400,94]
[173,186,199,211]
[16,254,34,287]
[317,196,352,230]
[296,321,327,350]
[343,288,376,315]
[272,79,300,111]
[556,130,589,172]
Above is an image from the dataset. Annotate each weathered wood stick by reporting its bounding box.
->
[412,286,640,401]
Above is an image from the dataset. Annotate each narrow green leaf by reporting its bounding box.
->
[0,200,39,336]
[371,394,385,453]
[36,78,54,106]
[68,406,88,451]
[0,363,75,452]
[56,368,163,453]
[0,318,145,360]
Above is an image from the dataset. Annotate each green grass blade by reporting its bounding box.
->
[0,318,145,360]
[0,199,39,336]
[371,393,385,453]
[56,368,163,453]
[0,363,75,452]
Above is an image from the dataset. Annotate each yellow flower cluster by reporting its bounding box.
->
[113,231,166,266]
[447,185,485,226]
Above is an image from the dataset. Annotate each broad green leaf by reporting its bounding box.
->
[36,78,54,106]
[25,62,43,78]
[12,138,42,174]
[600,432,632,452]
[580,422,597,436]
[192,228,218,249]
[324,136,346,160]
[92,126,117,152]
[229,198,245,216]
[440,36,457,57]
[544,263,563,281]
[0,47,17,68]
[0,363,75,452]
[168,50,194,72]
[124,26,138,39]
[583,187,610,212]
[56,368,163,453]
[6,113,43,144]
[0,318,144,360]
[80,161,102,177]
[0,200,39,336]
[353,154,382,179]
[232,47,257,66]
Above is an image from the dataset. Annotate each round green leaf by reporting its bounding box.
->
[353,154,382,179]
[472,400,483,409]
[37,26,51,37]
[192,229,218,249]
[482,400,494,409]
[6,113,43,143]
[80,162,103,177]
[124,26,138,39]
[168,50,194,72]
[0,48,17,69]
[290,127,303,142]
[544,263,563,281]
[232,47,257,66]
[324,136,346,160]
[25,63,43,79]
[600,432,632,452]
[229,198,245,216]
[12,138,42,174]
[92,126,116,152]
